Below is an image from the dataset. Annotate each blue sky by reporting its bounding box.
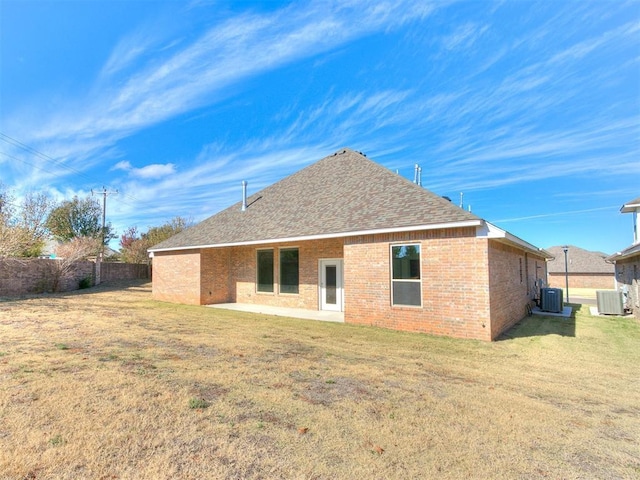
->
[1,0,638,254]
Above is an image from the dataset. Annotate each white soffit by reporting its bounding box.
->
[476,222,552,258]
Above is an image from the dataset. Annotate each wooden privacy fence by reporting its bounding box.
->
[0,259,149,296]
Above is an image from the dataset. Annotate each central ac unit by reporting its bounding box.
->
[541,288,563,313]
[596,290,624,315]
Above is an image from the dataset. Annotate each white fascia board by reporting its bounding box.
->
[606,243,640,262]
[147,219,484,253]
[620,203,640,213]
[476,221,552,258]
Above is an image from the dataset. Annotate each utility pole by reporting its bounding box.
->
[92,187,118,284]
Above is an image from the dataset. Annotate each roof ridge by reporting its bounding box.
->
[150,148,482,251]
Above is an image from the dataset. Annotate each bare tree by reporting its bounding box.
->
[0,224,31,258]
[0,186,56,257]
[18,192,54,255]
[0,185,21,258]
[49,237,101,292]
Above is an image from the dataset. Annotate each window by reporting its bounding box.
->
[280,248,299,294]
[519,258,523,283]
[391,244,421,306]
[257,249,274,293]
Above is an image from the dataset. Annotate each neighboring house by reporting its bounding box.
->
[149,149,551,341]
[606,196,640,318]
[546,246,614,289]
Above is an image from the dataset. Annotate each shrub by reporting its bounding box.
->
[78,276,92,289]
[49,434,64,446]
[188,398,210,409]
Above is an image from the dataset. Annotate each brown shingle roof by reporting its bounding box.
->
[546,245,614,274]
[150,148,481,251]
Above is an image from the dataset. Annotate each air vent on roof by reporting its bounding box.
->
[241,180,248,212]
[413,164,422,186]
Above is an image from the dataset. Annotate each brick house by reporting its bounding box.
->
[149,149,551,341]
[546,245,614,289]
[606,196,640,318]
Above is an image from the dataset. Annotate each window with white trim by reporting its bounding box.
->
[256,249,274,293]
[391,244,421,306]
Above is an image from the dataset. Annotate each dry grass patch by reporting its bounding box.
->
[0,280,639,479]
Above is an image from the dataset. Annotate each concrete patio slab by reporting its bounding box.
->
[207,303,344,323]
[531,306,573,318]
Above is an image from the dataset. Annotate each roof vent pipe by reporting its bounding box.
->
[241,180,248,212]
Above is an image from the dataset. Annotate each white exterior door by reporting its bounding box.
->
[319,259,343,312]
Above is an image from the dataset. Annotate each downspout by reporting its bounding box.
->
[605,255,619,290]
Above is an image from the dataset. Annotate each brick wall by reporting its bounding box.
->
[343,228,493,341]
[157,239,345,307]
[152,250,201,304]
[0,258,94,296]
[487,241,547,339]
[100,262,149,282]
[206,239,344,308]
[200,248,232,304]
[152,230,548,341]
[548,272,615,289]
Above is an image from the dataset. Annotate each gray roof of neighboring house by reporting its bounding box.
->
[546,245,614,274]
[621,196,640,213]
[150,148,482,251]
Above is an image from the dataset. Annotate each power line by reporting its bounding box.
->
[0,132,92,182]
[0,150,62,179]
[0,132,157,212]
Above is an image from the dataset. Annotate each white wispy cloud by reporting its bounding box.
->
[2,0,637,244]
[442,22,488,50]
[0,0,445,219]
[109,142,333,232]
[493,206,620,224]
[13,0,435,153]
[112,160,176,179]
[100,32,157,79]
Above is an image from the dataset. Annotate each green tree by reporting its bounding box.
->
[46,196,115,246]
[146,216,190,245]
[119,217,190,264]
